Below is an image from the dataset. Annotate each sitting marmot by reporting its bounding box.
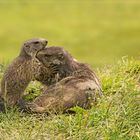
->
[18,47,103,114]
[0,38,48,111]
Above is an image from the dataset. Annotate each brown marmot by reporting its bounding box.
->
[0,38,48,110]
[18,47,103,114]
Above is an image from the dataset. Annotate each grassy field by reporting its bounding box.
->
[0,1,140,140]
[0,0,140,66]
[0,58,140,140]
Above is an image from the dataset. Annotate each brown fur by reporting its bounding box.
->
[18,47,102,113]
[0,38,48,109]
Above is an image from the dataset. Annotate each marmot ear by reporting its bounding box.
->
[23,43,31,56]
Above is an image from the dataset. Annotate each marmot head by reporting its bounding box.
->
[36,47,73,66]
[36,46,78,76]
[20,38,48,57]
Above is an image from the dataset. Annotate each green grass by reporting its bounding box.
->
[0,0,140,66]
[0,1,140,139]
[0,58,140,140]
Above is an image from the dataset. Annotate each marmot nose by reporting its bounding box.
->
[42,39,48,46]
[39,38,48,46]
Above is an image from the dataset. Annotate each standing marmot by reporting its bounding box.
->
[0,38,48,110]
[18,47,103,114]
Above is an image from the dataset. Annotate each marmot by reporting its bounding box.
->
[18,47,103,114]
[0,38,48,110]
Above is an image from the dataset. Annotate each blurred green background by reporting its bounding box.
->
[0,0,140,67]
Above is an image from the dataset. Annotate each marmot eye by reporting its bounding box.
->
[25,45,29,48]
[45,54,51,57]
[34,41,40,44]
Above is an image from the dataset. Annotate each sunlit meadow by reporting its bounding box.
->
[0,1,140,140]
